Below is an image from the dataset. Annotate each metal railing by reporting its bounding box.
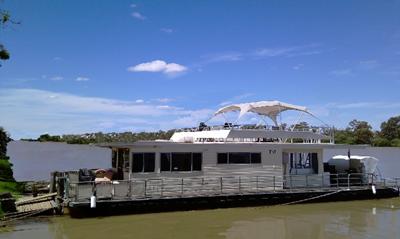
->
[176,124,332,134]
[65,173,398,202]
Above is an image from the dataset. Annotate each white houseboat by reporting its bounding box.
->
[61,101,399,216]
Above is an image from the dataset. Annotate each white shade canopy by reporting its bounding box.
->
[214,100,312,125]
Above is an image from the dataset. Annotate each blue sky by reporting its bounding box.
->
[0,0,400,139]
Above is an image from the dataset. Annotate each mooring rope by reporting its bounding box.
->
[278,189,343,206]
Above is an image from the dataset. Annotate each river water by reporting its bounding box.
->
[1,198,400,239]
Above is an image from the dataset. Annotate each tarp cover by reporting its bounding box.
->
[214,100,311,125]
[330,155,379,174]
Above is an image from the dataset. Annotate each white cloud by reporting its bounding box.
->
[135,99,144,103]
[75,76,90,82]
[156,98,175,103]
[328,102,400,109]
[161,28,174,34]
[50,76,63,81]
[292,64,304,70]
[203,52,242,63]
[130,3,137,8]
[358,60,379,70]
[127,60,187,75]
[253,44,322,58]
[172,109,215,127]
[131,12,146,20]
[219,101,232,106]
[218,93,254,106]
[198,44,323,69]
[254,47,296,57]
[0,88,212,139]
[330,69,354,76]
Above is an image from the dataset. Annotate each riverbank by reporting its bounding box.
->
[0,181,24,216]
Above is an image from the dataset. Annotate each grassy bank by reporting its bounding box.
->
[0,181,24,196]
[0,181,24,217]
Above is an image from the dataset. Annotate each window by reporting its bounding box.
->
[171,153,191,171]
[160,152,202,172]
[161,153,171,172]
[132,153,155,173]
[229,153,251,164]
[192,153,202,171]
[217,153,228,164]
[250,153,261,164]
[217,152,262,164]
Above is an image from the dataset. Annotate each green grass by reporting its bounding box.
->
[0,181,24,196]
[0,181,24,217]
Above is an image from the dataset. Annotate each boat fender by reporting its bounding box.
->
[90,195,96,208]
[371,185,376,195]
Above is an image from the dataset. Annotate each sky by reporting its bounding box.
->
[0,0,400,139]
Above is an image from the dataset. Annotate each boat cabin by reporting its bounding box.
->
[99,101,339,188]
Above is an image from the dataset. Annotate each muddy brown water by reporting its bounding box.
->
[1,198,400,239]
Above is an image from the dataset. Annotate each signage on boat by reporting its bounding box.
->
[268,149,277,154]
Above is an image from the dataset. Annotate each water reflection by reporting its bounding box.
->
[1,198,399,239]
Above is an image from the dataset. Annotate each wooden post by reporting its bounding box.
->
[49,171,57,193]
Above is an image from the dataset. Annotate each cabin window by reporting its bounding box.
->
[250,153,261,164]
[217,153,228,164]
[229,153,251,164]
[160,153,171,172]
[217,152,262,164]
[160,153,202,172]
[132,153,155,173]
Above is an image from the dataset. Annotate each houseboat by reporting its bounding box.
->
[59,101,399,216]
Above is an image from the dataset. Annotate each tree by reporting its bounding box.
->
[380,116,400,142]
[334,129,354,144]
[0,127,11,158]
[372,136,391,147]
[38,134,61,142]
[0,127,14,181]
[291,121,310,130]
[1,5,19,66]
[346,120,374,145]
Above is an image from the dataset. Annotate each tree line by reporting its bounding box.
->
[333,116,400,146]
[18,115,400,147]
[23,130,176,145]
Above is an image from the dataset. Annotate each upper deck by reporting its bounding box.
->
[170,124,333,144]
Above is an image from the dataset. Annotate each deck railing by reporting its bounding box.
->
[64,173,399,202]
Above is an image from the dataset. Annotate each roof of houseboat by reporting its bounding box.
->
[99,100,338,146]
[214,100,312,126]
